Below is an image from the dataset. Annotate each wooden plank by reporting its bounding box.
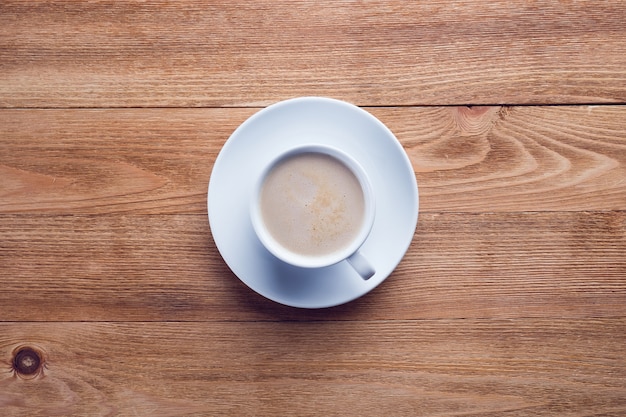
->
[1,0,625,107]
[0,108,238,215]
[1,212,624,321]
[1,319,625,416]
[1,106,625,214]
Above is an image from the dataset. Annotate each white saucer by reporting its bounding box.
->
[208,97,418,308]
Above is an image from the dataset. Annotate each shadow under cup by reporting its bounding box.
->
[251,145,376,279]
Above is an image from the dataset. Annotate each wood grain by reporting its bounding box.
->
[1,212,623,322]
[1,319,625,416]
[1,106,624,214]
[1,1,625,415]
[1,0,625,107]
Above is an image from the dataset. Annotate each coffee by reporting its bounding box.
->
[259,152,365,257]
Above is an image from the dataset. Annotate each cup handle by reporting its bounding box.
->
[347,250,375,280]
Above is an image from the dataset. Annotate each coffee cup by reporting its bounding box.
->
[251,144,376,279]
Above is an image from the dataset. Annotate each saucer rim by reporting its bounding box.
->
[208,96,418,309]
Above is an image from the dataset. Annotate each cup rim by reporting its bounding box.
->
[250,144,375,269]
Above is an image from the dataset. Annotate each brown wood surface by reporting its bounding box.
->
[1,1,625,416]
[1,320,625,416]
[1,211,624,323]
[1,106,625,214]
[1,0,626,107]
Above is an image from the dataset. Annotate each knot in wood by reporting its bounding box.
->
[13,347,42,376]
[451,106,501,136]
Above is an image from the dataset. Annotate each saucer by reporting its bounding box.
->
[208,97,418,308]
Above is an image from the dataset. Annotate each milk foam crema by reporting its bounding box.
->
[259,152,366,257]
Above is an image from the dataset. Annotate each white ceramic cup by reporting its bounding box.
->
[251,144,376,279]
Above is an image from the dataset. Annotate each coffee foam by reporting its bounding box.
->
[259,152,365,257]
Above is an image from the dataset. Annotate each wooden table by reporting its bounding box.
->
[1,1,625,415]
